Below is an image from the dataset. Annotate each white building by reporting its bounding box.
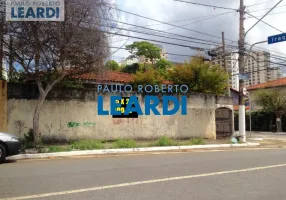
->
[210,47,282,89]
[269,67,283,81]
[118,57,138,66]
[210,46,239,90]
[243,51,284,86]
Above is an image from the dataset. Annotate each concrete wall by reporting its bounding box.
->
[7,84,233,142]
[0,80,7,132]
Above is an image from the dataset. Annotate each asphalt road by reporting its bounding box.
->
[1,148,286,200]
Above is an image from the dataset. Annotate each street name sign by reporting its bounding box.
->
[268,33,286,45]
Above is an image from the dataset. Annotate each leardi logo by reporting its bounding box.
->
[5,0,64,21]
[97,84,188,117]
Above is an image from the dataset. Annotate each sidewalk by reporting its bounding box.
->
[246,131,286,148]
[8,143,260,161]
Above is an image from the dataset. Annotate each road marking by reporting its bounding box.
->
[2,163,286,200]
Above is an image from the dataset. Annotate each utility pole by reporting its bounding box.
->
[222,32,230,97]
[238,0,246,143]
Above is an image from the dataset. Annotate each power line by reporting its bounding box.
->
[94,17,237,48]
[246,10,286,19]
[163,11,235,32]
[246,0,274,7]
[247,4,286,13]
[245,11,284,33]
[102,30,210,51]
[147,11,235,26]
[101,24,224,47]
[108,46,204,58]
[172,0,238,11]
[111,7,238,43]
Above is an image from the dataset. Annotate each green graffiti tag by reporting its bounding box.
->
[83,122,96,127]
[67,122,96,128]
[67,122,80,128]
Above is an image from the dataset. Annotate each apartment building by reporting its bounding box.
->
[269,67,283,81]
[210,46,239,90]
[244,51,270,86]
[138,44,167,64]
[210,47,282,88]
[244,51,283,86]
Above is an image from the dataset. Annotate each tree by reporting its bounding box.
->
[121,63,140,74]
[105,60,119,71]
[169,57,228,95]
[131,68,165,91]
[155,59,172,70]
[255,90,286,132]
[125,41,161,66]
[3,0,115,144]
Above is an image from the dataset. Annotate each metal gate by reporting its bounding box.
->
[215,107,232,139]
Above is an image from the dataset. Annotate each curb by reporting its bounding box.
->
[8,143,260,161]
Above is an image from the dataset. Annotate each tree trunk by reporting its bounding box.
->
[32,75,66,145]
[276,113,282,133]
[33,94,45,144]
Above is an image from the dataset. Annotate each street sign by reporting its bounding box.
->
[268,33,286,44]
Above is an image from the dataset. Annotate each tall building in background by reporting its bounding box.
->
[269,67,283,81]
[210,46,239,90]
[244,51,271,86]
[210,47,281,89]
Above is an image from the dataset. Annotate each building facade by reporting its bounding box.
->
[270,67,283,81]
[244,51,271,87]
[210,46,239,91]
[210,47,282,89]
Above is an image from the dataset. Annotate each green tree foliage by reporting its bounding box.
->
[121,63,140,74]
[58,78,84,88]
[125,41,161,65]
[105,60,119,71]
[155,59,172,70]
[255,90,286,132]
[169,57,228,95]
[131,68,165,90]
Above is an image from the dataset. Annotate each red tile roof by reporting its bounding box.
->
[71,70,174,84]
[247,77,286,90]
[72,70,134,83]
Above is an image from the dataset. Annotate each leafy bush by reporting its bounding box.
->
[169,57,228,95]
[71,140,104,150]
[112,139,137,148]
[152,136,177,147]
[23,129,35,149]
[121,63,140,74]
[130,68,165,91]
[188,138,205,145]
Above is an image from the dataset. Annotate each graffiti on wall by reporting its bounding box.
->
[112,117,147,125]
[67,122,96,128]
